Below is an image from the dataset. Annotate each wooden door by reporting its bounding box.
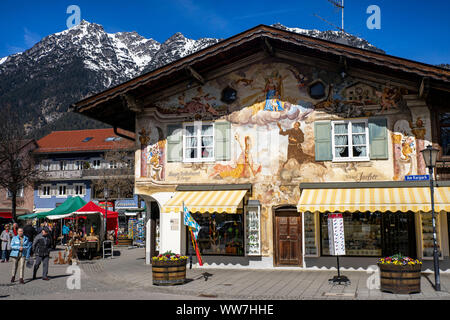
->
[275,210,302,266]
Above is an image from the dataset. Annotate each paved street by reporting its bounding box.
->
[1,246,450,300]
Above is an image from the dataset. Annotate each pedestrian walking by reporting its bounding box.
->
[10,228,31,284]
[1,225,13,262]
[23,222,37,244]
[32,227,52,281]
[12,223,18,236]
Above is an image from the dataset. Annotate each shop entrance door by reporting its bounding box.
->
[149,201,160,257]
[274,209,302,266]
[381,212,416,258]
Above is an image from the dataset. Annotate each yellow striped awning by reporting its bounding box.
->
[162,190,247,214]
[297,187,450,213]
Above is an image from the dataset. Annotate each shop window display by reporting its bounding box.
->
[304,212,317,256]
[320,212,382,257]
[188,213,244,256]
[421,213,442,258]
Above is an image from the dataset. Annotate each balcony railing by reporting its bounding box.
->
[38,167,134,180]
[82,167,134,178]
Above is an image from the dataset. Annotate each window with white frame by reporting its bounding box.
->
[41,161,51,171]
[332,120,369,161]
[109,160,118,169]
[73,184,85,196]
[57,184,67,197]
[75,160,83,170]
[183,122,214,162]
[92,159,101,169]
[60,160,68,171]
[40,184,51,197]
[7,185,24,198]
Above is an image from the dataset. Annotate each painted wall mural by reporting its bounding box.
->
[138,60,425,206]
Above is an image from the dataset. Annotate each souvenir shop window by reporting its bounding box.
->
[187,213,244,256]
[320,212,382,257]
[331,120,369,162]
[304,212,318,256]
[421,213,442,259]
[245,204,261,256]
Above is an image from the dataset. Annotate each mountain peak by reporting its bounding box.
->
[271,23,384,53]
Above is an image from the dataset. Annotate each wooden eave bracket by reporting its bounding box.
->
[186,65,205,85]
[262,37,275,56]
[121,93,143,113]
[339,55,348,73]
[419,77,430,99]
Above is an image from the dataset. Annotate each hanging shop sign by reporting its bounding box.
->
[327,213,346,256]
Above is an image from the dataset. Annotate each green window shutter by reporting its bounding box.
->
[167,124,183,162]
[369,117,388,160]
[314,121,332,161]
[215,121,231,161]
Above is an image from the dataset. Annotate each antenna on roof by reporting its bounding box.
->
[314,0,345,33]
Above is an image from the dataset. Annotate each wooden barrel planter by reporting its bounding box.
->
[378,263,421,294]
[152,259,187,286]
[116,237,133,246]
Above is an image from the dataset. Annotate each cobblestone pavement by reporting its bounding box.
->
[1,246,450,300]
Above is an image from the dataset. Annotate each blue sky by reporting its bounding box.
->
[0,0,449,65]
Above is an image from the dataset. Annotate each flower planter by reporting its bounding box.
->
[152,259,187,286]
[378,263,421,294]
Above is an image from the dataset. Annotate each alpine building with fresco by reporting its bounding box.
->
[72,25,450,270]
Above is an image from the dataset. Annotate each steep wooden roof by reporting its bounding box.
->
[72,24,450,131]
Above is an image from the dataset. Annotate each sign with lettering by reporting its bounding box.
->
[327,213,346,256]
[405,174,430,181]
[170,218,179,231]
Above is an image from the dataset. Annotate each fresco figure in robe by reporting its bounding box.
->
[277,121,315,166]
[263,72,284,111]
[210,133,261,179]
[139,128,150,178]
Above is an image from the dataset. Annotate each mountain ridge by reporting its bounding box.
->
[0,21,403,139]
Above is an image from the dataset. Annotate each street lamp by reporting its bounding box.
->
[420,145,440,291]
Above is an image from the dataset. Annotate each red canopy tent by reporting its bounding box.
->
[0,212,12,219]
[75,201,119,240]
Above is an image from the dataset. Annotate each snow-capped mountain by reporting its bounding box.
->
[272,23,385,53]
[0,20,385,138]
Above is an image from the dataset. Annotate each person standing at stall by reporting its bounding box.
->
[32,227,52,280]
[62,223,70,245]
[10,228,31,284]
[1,225,13,263]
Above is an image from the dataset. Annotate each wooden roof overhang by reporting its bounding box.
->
[72,25,450,132]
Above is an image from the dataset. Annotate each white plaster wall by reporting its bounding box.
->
[160,210,183,254]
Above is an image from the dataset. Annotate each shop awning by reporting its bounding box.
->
[18,196,87,220]
[162,190,247,214]
[297,187,450,213]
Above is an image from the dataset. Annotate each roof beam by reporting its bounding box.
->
[121,93,143,113]
[186,66,205,85]
[419,77,430,99]
[262,37,275,56]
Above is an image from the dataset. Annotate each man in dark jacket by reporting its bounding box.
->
[32,227,52,281]
[23,223,36,244]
